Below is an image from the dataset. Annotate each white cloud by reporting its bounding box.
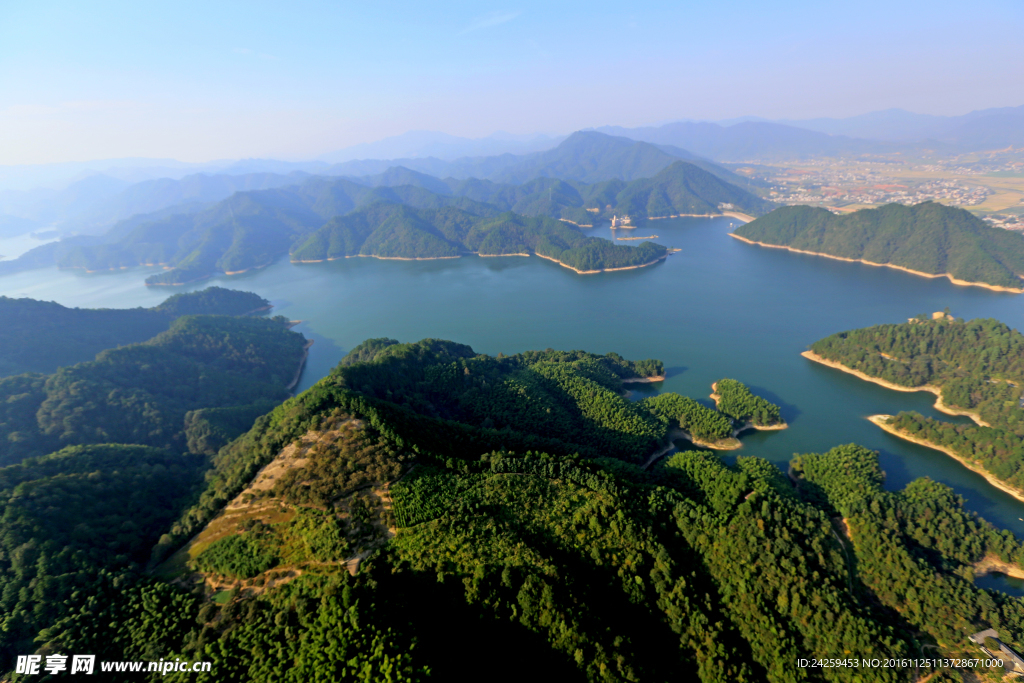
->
[459,11,520,35]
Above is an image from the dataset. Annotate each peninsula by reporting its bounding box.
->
[732,202,1024,292]
[710,378,788,432]
[807,315,1024,494]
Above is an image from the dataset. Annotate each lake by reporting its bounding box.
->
[3,216,1024,533]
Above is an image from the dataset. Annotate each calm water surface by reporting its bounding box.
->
[3,217,1024,534]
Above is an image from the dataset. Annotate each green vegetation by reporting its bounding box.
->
[0,313,306,465]
[6,336,1024,681]
[290,203,668,271]
[0,286,269,376]
[792,444,1024,656]
[809,316,1024,491]
[447,160,771,222]
[735,202,1024,289]
[16,155,773,283]
[609,161,772,219]
[641,392,734,442]
[0,445,202,666]
[195,534,279,579]
[713,378,785,427]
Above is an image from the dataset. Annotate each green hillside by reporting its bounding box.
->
[440,161,771,223]
[607,161,773,219]
[8,340,1023,680]
[0,314,307,465]
[492,131,698,184]
[735,202,1024,290]
[809,316,1024,491]
[290,203,669,272]
[0,287,268,377]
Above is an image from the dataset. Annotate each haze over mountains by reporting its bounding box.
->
[0,132,761,240]
[0,103,1020,247]
[3,104,1019,195]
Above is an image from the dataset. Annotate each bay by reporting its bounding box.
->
[2,216,1023,533]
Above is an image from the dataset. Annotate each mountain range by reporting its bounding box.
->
[0,132,762,239]
[1,154,768,283]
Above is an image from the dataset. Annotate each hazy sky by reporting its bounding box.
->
[2,0,1021,164]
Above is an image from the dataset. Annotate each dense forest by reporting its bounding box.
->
[289,203,668,271]
[0,287,269,376]
[713,378,786,427]
[4,335,1023,681]
[734,202,1024,290]
[809,316,1024,491]
[0,311,307,465]
[4,157,770,284]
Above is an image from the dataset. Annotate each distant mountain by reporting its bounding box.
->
[73,171,314,233]
[777,105,1024,147]
[733,202,1024,291]
[488,131,696,184]
[319,130,563,164]
[355,159,771,223]
[2,137,771,282]
[595,122,893,161]
[608,162,773,219]
[0,171,321,237]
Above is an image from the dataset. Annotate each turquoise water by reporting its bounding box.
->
[2,216,1023,534]
[976,573,1024,597]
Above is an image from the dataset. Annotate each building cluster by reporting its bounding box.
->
[768,176,990,208]
[982,214,1024,231]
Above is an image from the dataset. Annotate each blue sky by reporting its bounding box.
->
[1,0,1021,163]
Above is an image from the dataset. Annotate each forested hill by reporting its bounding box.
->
[0,314,307,466]
[3,154,769,284]
[809,316,1024,492]
[610,161,773,219]
[289,203,668,272]
[0,287,269,377]
[14,339,1024,681]
[439,160,771,224]
[734,201,1024,290]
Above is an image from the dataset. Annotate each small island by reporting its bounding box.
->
[732,201,1024,292]
[806,315,1024,502]
[711,378,788,433]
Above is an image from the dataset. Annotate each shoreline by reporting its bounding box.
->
[293,250,667,273]
[709,381,789,432]
[729,233,1024,293]
[622,375,666,384]
[677,431,742,451]
[558,219,594,228]
[224,262,273,276]
[285,340,315,394]
[645,212,754,223]
[801,351,991,427]
[868,415,1024,505]
[534,252,667,274]
[973,555,1024,580]
[292,254,462,263]
[146,274,211,287]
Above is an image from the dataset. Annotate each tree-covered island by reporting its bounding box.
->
[732,201,1024,292]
